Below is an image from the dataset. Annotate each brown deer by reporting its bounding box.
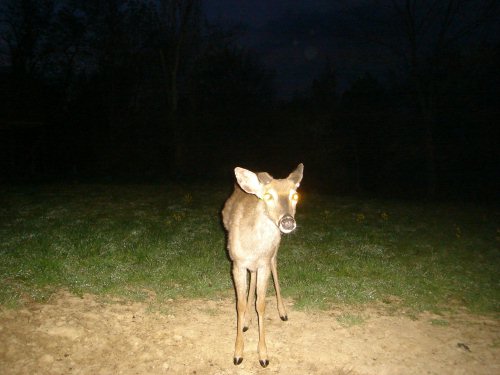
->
[222,163,304,367]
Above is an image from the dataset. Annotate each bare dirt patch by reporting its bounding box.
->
[0,291,499,375]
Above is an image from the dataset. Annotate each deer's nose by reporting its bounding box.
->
[279,214,296,234]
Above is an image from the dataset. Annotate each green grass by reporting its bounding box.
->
[0,184,499,314]
[336,313,365,327]
[430,319,449,326]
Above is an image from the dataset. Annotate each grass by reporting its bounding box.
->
[336,313,365,327]
[430,319,449,326]
[0,184,499,315]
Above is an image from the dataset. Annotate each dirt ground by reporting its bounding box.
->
[0,291,498,375]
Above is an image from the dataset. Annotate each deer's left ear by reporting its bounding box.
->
[287,163,304,187]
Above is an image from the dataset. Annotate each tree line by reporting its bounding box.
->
[1,0,498,199]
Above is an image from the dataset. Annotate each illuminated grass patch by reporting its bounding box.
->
[0,185,498,313]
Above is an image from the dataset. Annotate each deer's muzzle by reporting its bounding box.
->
[278,214,296,234]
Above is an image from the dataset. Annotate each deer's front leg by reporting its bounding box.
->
[256,266,271,367]
[232,265,247,365]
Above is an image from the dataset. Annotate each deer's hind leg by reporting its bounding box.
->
[256,266,271,367]
[271,255,288,321]
[232,265,248,365]
[243,270,256,331]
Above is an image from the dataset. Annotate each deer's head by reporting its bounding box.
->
[234,164,304,233]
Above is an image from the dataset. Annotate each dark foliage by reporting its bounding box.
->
[0,0,498,200]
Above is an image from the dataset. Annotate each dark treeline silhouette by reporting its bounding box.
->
[1,0,498,199]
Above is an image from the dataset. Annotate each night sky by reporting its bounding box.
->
[204,0,391,97]
[204,0,500,98]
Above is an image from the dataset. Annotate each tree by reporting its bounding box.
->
[0,0,56,119]
[155,0,202,176]
[311,60,337,111]
[189,45,274,114]
[0,0,55,79]
[348,0,499,196]
[340,73,386,193]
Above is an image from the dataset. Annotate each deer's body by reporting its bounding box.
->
[223,186,281,270]
[222,164,304,367]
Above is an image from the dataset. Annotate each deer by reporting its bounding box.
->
[222,163,304,367]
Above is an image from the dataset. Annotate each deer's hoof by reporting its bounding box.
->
[234,357,243,365]
[243,326,249,332]
[280,315,288,321]
[259,359,269,368]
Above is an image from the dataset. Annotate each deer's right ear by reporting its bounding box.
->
[235,167,264,198]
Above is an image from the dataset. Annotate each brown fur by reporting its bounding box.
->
[222,164,304,367]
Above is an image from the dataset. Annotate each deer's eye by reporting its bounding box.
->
[263,193,273,201]
[291,192,299,201]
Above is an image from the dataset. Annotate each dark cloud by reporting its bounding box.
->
[204,1,383,97]
[204,0,500,98]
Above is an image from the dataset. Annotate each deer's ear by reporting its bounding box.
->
[288,163,304,187]
[235,167,264,198]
